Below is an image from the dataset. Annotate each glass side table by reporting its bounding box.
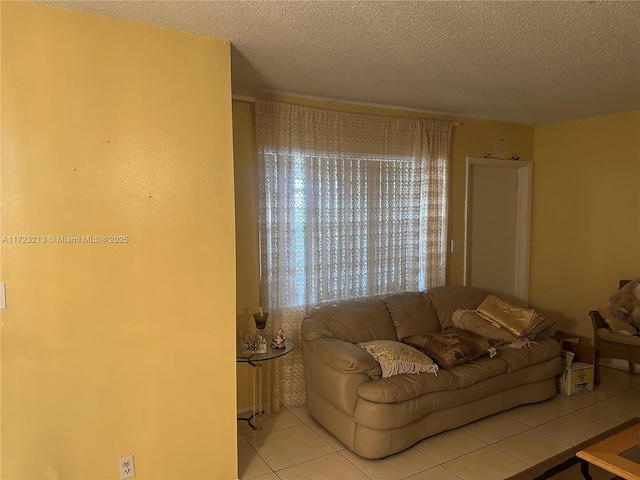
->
[236,338,293,432]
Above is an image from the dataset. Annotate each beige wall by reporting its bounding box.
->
[530,109,640,341]
[232,91,535,408]
[1,3,237,478]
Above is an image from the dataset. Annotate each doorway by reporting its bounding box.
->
[463,157,533,306]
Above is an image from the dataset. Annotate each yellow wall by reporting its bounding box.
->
[233,101,260,409]
[1,3,237,479]
[530,110,640,341]
[232,91,535,408]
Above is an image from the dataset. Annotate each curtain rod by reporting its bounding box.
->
[231,93,461,126]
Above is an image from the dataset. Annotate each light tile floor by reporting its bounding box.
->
[237,366,640,480]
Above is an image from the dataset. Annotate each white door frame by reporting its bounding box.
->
[463,157,533,306]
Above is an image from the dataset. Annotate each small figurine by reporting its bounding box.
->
[241,339,253,353]
[271,327,286,349]
[255,335,267,353]
[241,331,269,354]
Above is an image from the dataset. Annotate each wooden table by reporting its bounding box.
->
[577,418,640,480]
[506,417,640,480]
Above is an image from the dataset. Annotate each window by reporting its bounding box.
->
[257,101,453,311]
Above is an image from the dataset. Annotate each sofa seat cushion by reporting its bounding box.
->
[354,358,559,431]
[496,339,561,372]
[355,373,509,430]
[503,356,561,390]
[356,356,508,403]
[357,370,460,404]
[450,356,509,387]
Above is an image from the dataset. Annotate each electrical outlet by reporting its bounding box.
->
[450,239,461,252]
[118,454,135,479]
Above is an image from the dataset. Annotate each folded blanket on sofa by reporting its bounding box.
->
[452,309,530,351]
[476,295,546,338]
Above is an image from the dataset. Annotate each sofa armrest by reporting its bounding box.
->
[304,337,382,377]
[303,338,377,416]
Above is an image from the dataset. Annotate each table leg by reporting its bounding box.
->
[257,362,263,430]
[580,460,592,480]
[252,360,258,430]
[237,361,264,435]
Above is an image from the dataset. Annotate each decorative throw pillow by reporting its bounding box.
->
[357,340,438,378]
[403,329,502,369]
[476,295,547,338]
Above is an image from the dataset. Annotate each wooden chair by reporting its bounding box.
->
[590,280,640,385]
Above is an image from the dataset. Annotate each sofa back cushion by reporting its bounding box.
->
[382,292,440,340]
[425,286,487,330]
[301,298,397,344]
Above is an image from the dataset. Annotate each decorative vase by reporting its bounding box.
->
[253,312,268,330]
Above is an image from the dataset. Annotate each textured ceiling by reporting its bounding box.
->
[42,1,640,125]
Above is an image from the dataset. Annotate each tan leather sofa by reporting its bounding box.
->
[301,286,561,459]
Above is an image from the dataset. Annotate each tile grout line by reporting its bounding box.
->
[460,415,531,447]
[439,463,465,480]
[241,420,317,478]
[335,448,376,480]
[273,450,342,476]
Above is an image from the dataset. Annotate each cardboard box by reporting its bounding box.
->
[558,338,596,366]
[553,329,582,345]
[559,349,576,370]
[555,333,595,395]
[557,361,594,396]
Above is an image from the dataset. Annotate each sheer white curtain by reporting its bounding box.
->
[256,100,454,409]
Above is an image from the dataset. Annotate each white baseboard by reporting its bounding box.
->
[600,358,640,371]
